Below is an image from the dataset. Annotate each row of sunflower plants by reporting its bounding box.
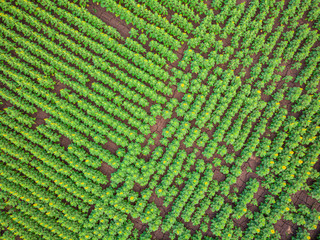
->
[57,73,151,134]
[171,13,194,34]
[0,139,90,215]
[0,211,33,240]
[51,0,122,40]
[232,178,260,220]
[2,58,132,147]
[158,0,201,22]
[0,69,120,168]
[0,87,36,114]
[202,88,259,158]
[296,47,320,85]
[258,115,319,195]
[36,124,61,143]
[181,166,213,223]
[0,9,163,117]
[0,125,99,206]
[156,150,186,197]
[94,0,181,50]
[0,114,106,195]
[161,172,200,232]
[37,0,170,81]
[0,151,89,220]
[8,0,171,97]
[1,33,153,137]
[115,0,187,42]
[136,0,168,15]
[149,40,179,63]
[0,165,82,239]
[59,88,143,142]
[210,203,233,237]
[3,106,35,128]
[0,19,154,130]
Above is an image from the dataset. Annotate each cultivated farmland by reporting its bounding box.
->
[0,0,320,239]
